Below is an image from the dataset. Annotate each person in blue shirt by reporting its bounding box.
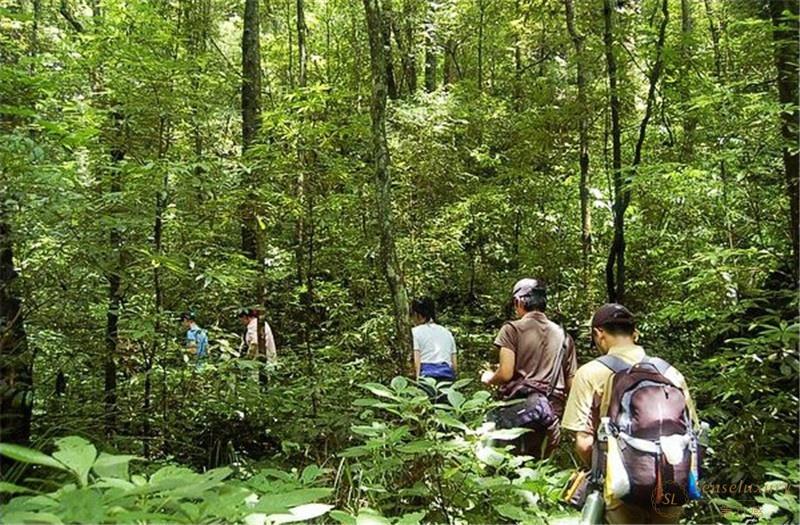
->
[180,312,208,370]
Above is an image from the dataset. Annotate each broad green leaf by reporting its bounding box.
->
[485,428,530,441]
[59,487,106,523]
[395,511,426,525]
[1,511,63,525]
[52,437,97,487]
[390,376,408,390]
[0,443,68,472]
[359,383,398,400]
[92,452,138,480]
[269,503,333,524]
[254,488,332,514]
[0,481,35,494]
[446,389,465,409]
[329,510,356,525]
[355,510,391,525]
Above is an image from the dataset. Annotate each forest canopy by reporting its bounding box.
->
[0,0,798,523]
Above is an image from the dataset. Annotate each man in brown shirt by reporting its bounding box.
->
[481,278,577,458]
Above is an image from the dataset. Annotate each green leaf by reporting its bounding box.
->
[390,376,408,390]
[355,510,391,525]
[0,481,35,494]
[92,452,138,480]
[269,503,333,524]
[395,511,426,525]
[1,512,63,525]
[254,488,332,514]
[360,383,398,400]
[52,436,97,487]
[329,510,357,525]
[0,443,69,472]
[486,428,530,441]
[446,390,465,409]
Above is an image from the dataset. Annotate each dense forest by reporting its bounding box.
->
[1,0,798,523]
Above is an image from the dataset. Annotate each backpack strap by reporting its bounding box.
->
[645,356,672,375]
[597,354,630,374]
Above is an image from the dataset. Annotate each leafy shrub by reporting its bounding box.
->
[334,377,575,524]
[0,436,333,524]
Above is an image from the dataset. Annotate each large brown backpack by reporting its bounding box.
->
[598,355,697,507]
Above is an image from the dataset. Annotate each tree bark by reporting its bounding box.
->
[679,0,696,160]
[477,0,485,91]
[105,109,126,437]
[702,0,723,80]
[241,0,262,259]
[381,0,399,99]
[296,0,307,87]
[768,0,799,283]
[424,0,436,92]
[603,0,623,303]
[0,215,32,449]
[564,0,591,296]
[363,0,413,369]
[605,0,669,303]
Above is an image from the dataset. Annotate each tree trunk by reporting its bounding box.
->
[564,0,591,297]
[679,0,696,160]
[424,0,436,91]
[0,217,32,449]
[241,0,262,259]
[605,0,669,303]
[381,0,399,99]
[363,0,413,369]
[702,0,723,80]
[603,0,623,303]
[768,0,799,283]
[477,0,485,91]
[105,110,126,437]
[297,0,307,87]
[0,0,33,456]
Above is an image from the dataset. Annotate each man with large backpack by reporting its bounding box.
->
[481,278,577,459]
[562,304,701,524]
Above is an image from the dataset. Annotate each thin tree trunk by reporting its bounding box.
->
[564,0,591,297]
[363,0,413,369]
[297,0,307,87]
[702,0,723,80]
[404,14,417,94]
[381,0,399,99]
[424,0,436,91]
[105,110,126,437]
[0,216,32,450]
[477,0,485,91]
[606,0,669,302]
[0,0,33,457]
[768,0,799,283]
[679,0,696,160]
[603,0,622,303]
[241,0,262,259]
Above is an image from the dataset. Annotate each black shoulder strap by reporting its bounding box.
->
[597,354,630,374]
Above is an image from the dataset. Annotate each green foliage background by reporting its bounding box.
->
[0,0,797,523]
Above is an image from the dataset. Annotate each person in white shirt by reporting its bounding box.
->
[238,309,277,363]
[410,297,457,381]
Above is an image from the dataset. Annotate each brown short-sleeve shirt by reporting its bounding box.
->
[493,311,577,396]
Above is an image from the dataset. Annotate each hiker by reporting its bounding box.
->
[238,309,277,363]
[180,312,208,370]
[411,297,457,381]
[481,278,577,459]
[561,303,701,524]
